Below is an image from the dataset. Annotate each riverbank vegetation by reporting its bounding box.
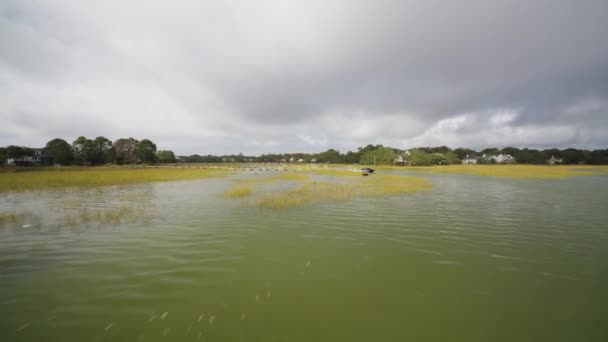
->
[381,164,608,179]
[3,139,608,168]
[0,167,225,193]
[179,145,608,165]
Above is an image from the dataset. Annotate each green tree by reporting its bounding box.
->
[409,149,433,166]
[453,148,478,159]
[157,150,177,163]
[92,136,114,165]
[318,149,343,163]
[72,136,93,165]
[344,150,361,164]
[135,139,158,164]
[444,151,460,164]
[360,147,397,165]
[0,147,7,165]
[45,138,74,165]
[481,147,500,155]
[6,145,35,159]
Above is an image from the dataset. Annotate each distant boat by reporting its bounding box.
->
[361,167,375,174]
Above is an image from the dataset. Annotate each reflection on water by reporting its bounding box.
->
[1,172,608,341]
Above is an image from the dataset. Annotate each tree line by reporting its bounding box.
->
[0,137,177,166]
[2,140,608,166]
[179,145,608,165]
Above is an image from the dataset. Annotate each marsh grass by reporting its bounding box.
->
[375,164,608,179]
[223,184,253,198]
[0,211,25,225]
[0,167,226,193]
[60,205,148,226]
[223,173,310,198]
[255,174,432,209]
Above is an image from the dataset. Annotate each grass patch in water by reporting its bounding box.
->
[0,167,226,193]
[59,205,148,226]
[224,173,310,198]
[0,211,25,225]
[256,174,432,209]
[223,184,254,198]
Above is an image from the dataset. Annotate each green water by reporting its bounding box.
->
[1,171,608,341]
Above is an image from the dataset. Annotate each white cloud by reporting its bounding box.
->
[1,0,607,154]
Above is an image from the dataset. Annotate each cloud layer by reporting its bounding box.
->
[1,0,607,154]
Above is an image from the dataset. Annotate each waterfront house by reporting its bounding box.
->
[482,153,515,164]
[547,155,564,164]
[6,148,48,166]
[393,155,410,166]
[493,154,515,163]
[461,154,478,164]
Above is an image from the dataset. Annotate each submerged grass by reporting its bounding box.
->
[223,173,310,198]
[255,174,432,209]
[377,164,608,179]
[0,167,226,193]
[223,184,253,198]
[0,211,25,225]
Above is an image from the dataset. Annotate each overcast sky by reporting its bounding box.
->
[1,0,607,154]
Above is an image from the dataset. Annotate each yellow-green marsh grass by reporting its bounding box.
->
[0,211,25,225]
[269,173,310,181]
[223,173,310,198]
[0,167,227,193]
[377,164,608,179]
[223,184,254,198]
[57,204,149,227]
[255,174,432,209]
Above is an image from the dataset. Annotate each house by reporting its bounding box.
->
[297,158,304,163]
[547,155,563,164]
[310,158,317,163]
[6,148,48,166]
[493,154,515,163]
[482,154,515,164]
[461,154,478,164]
[393,155,410,166]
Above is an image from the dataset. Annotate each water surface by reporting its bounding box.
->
[1,171,607,341]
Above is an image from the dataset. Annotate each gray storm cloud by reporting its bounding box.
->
[1,0,607,154]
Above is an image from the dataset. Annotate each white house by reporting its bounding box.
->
[461,154,478,164]
[6,148,45,166]
[479,154,515,164]
[547,155,563,164]
[493,154,515,163]
[393,155,410,166]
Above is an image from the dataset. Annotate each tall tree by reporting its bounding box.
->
[360,147,397,165]
[45,138,74,165]
[157,150,176,163]
[6,145,35,159]
[408,149,433,166]
[135,139,158,164]
[72,136,93,165]
[0,147,7,165]
[92,136,114,164]
[114,138,139,164]
[317,149,343,163]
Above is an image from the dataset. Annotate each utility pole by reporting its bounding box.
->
[373,155,376,167]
